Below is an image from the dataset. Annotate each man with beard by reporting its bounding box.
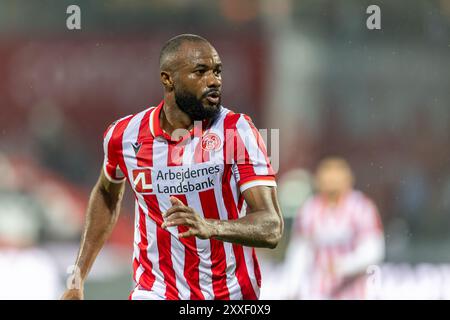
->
[61,34,283,300]
[283,157,384,299]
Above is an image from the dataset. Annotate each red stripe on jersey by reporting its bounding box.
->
[109,116,133,180]
[136,204,156,290]
[173,194,204,300]
[136,108,154,167]
[242,114,273,174]
[192,128,227,299]
[222,166,257,300]
[199,189,230,300]
[132,257,139,284]
[144,194,180,300]
[223,111,239,165]
[222,112,258,299]
[132,109,157,292]
[237,195,261,293]
[231,244,257,300]
[234,119,258,186]
[251,248,262,288]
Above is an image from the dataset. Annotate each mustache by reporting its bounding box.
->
[201,89,221,98]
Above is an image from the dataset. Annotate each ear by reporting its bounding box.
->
[160,71,174,90]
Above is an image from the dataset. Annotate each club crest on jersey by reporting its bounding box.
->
[201,132,222,152]
[132,168,152,193]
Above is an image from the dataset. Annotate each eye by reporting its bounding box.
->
[194,69,206,75]
[214,69,222,76]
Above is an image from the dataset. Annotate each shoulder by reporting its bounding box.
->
[103,106,155,140]
[219,106,257,130]
[293,195,319,232]
[103,114,133,140]
[303,195,321,212]
[351,190,375,205]
[296,195,320,220]
[349,190,378,214]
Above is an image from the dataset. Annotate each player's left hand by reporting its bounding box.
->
[161,196,216,239]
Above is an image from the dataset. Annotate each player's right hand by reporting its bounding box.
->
[60,289,84,300]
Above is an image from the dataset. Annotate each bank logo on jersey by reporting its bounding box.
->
[132,168,152,193]
[132,164,222,195]
[201,132,221,152]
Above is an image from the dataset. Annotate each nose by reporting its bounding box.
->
[207,71,221,89]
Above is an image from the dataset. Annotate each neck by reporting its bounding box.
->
[323,190,347,205]
[161,95,193,136]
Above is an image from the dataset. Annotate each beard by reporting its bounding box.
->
[174,86,221,121]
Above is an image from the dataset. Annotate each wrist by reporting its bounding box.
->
[205,219,220,239]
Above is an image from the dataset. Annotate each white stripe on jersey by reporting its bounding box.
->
[121,111,147,285]
[137,193,166,297]
[103,115,131,183]
[236,115,269,176]
[152,139,190,300]
[181,134,216,299]
[213,188,243,300]
[133,203,144,284]
[121,109,166,298]
[185,192,215,300]
[243,246,260,297]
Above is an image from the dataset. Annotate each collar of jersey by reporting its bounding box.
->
[150,100,210,143]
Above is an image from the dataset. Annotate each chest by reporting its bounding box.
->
[121,136,227,196]
[309,207,356,247]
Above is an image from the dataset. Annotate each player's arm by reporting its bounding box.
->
[61,169,125,300]
[333,231,384,284]
[336,202,384,279]
[331,202,385,296]
[162,185,283,248]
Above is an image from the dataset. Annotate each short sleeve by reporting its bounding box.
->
[102,121,126,183]
[232,114,277,193]
[292,198,314,239]
[353,197,383,239]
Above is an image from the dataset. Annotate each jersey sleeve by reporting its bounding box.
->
[353,197,384,239]
[336,196,385,277]
[102,121,126,183]
[232,114,277,193]
[292,198,314,239]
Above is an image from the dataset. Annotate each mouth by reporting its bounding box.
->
[204,91,221,105]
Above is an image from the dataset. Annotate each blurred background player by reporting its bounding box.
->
[0,154,62,299]
[283,157,385,299]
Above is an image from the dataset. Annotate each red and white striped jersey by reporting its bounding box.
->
[102,100,276,300]
[291,190,383,299]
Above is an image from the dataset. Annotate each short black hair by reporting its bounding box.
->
[159,34,210,71]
